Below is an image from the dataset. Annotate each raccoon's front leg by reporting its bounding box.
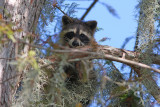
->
[63,65,79,88]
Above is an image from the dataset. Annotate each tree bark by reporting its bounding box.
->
[0,0,45,107]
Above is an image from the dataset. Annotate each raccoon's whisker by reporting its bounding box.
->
[69,39,74,46]
[81,42,85,46]
[83,41,90,44]
[78,40,81,46]
[83,41,89,43]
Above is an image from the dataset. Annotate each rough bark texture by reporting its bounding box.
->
[0,0,45,107]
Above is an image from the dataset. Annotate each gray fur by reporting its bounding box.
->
[59,15,98,106]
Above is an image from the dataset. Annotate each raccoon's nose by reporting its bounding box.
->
[72,41,79,47]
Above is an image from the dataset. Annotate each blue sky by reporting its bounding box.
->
[64,0,138,51]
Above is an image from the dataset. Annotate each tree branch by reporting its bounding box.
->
[68,46,158,69]
[17,38,160,73]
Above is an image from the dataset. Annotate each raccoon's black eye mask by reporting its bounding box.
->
[64,32,90,47]
[64,32,89,42]
[64,32,75,40]
[79,33,89,43]
[64,31,89,40]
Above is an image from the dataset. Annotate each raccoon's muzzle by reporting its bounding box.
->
[72,40,79,47]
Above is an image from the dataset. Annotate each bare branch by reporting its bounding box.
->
[81,0,98,20]
[68,53,160,73]
[16,38,160,73]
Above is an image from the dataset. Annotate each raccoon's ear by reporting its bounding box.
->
[62,15,72,25]
[85,21,97,31]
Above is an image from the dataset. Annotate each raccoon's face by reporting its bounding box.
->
[60,16,97,47]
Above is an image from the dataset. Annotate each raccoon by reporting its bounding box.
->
[60,15,97,106]
[60,15,97,48]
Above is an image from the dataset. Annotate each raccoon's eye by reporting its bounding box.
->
[79,34,89,42]
[64,32,75,40]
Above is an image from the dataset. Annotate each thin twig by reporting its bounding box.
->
[55,6,67,15]
[53,5,73,22]
[81,0,98,20]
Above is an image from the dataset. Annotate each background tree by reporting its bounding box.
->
[0,0,46,107]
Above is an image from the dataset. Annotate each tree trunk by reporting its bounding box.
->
[135,0,160,102]
[0,0,45,107]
